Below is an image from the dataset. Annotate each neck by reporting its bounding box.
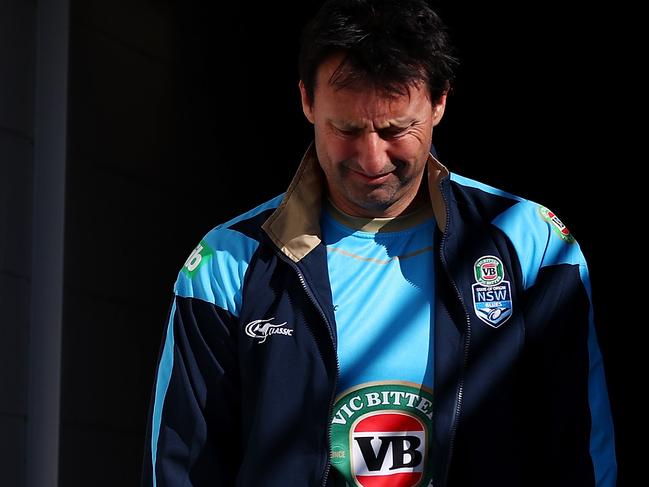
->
[399,178,429,216]
[366,176,430,218]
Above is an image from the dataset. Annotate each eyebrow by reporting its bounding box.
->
[330,118,415,130]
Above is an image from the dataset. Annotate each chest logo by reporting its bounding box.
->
[330,382,433,487]
[351,412,425,485]
[245,318,293,344]
[472,256,513,328]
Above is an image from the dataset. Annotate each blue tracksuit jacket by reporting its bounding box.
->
[142,148,616,486]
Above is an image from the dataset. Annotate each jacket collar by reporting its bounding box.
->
[262,143,450,262]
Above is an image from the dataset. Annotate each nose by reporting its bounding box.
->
[356,132,391,176]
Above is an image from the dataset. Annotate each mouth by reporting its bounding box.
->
[351,170,392,184]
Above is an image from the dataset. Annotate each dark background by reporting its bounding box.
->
[1,0,637,485]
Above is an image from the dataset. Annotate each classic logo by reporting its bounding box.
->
[182,240,213,276]
[538,206,575,244]
[472,256,512,328]
[245,318,293,344]
[330,382,433,487]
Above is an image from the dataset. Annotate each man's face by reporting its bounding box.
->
[300,54,446,218]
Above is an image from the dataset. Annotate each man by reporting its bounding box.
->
[142,1,616,485]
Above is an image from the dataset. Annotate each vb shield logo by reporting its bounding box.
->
[474,256,504,286]
[352,412,425,486]
[330,382,433,487]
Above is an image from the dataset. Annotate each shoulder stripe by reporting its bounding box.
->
[450,173,522,202]
[150,299,176,486]
[580,266,617,485]
[219,194,284,230]
[174,229,259,317]
[492,201,548,290]
[173,194,284,316]
[493,200,586,290]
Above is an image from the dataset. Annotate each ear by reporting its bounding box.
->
[431,92,448,127]
[299,80,315,124]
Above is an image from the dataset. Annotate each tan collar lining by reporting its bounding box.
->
[261,144,449,262]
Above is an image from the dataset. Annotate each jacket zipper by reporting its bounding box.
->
[272,247,340,486]
[438,181,471,487]
[295,269,340,487]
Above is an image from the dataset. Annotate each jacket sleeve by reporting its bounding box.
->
[142,238,245,486]
[515,204,617,486]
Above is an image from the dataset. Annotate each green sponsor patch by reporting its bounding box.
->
[181,240,213,276]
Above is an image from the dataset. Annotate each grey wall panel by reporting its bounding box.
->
[0,0,36,137]
[0,133,33,279]
[0,1,37,486]
[0,275,30,417]
[27,0,69,485]
[0,416,27,487]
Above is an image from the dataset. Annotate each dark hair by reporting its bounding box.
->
[299,0,458,104]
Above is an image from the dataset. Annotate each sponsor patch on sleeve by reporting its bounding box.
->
[181,240,213,276]
[538,205,575,243]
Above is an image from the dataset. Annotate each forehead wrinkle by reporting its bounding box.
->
[318,72,429,132]
[374,117,415,129]
[331,95,417,129]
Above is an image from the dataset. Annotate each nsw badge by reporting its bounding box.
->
[471,256,512,328]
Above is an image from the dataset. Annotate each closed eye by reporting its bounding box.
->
[378,125,411,139]
[333,126,361,137]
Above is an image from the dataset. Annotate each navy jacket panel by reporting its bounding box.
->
[235,236,336,486]
[437,175,526,486]
[443,174,615,486]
